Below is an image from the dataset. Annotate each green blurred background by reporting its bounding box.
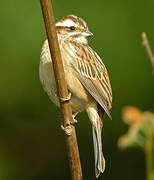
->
[0,0,154,179]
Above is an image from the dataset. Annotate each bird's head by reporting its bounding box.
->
[56,15,93,44]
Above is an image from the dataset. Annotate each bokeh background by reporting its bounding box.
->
[0,0,154,179]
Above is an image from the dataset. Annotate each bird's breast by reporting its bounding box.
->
[39,40,93,112]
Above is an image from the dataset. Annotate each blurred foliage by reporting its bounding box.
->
[118,107,154,180]
[0,0,154,180]
[118,107,154,149]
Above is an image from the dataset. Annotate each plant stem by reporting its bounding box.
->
[142,32,154,75]
[145,119,153,180]
[40,0,82,179]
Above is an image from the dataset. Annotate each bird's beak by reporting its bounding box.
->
[82,30,93,37]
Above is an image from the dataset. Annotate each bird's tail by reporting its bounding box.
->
[92,106,105,178]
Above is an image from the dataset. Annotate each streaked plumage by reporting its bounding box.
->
[39,15,112,177]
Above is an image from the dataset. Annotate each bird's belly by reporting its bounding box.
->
[39,60,93,112]
[39,60,59,106]
[64,65,93,112]
[70,95,87,112]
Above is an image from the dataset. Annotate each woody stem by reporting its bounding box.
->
[40,0,82,179]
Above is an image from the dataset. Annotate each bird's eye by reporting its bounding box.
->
[70,26,76,31]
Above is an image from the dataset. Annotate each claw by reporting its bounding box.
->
[71,112,79,125]
[60,111,79,135]
[60,92,71,102]
[61,123,72,136]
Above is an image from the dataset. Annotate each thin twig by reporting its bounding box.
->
[142,32,154,75]
[40,0,82,179]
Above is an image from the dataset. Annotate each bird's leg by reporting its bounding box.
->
[59,92,71,102]
[60,92,78,134]
[61,112,79,135]
[60,91,72,135]
[71,112,79,124]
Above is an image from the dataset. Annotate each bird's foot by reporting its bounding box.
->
[61,122,72,136]
[60,111,79,135]
[71,112,79,125]
[59,92,71,102]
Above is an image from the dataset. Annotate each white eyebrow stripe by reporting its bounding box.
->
[56,20,77,27]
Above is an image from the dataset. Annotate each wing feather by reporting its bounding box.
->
[71,43,112,118]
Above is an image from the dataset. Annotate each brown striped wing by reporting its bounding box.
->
[71,45,112,119]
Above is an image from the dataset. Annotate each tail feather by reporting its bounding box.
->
[92,106,105,178]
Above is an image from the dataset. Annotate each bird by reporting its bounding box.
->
[39,14,112,178]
